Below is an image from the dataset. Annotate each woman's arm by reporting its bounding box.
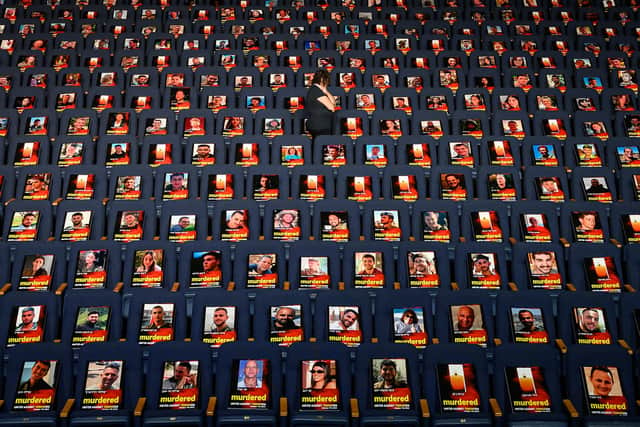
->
[317,94,336,112]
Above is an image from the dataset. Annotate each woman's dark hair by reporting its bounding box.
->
[310,361,331,388]
[311,69,330,86]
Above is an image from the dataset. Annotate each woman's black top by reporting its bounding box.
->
[306,85,334,135]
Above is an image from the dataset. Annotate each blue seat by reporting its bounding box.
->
[437,137,478,169]
[158,201,209,243]
[271,136,310,168]
[108,166,154,202]
[198,166,243,203]
[312,200,361,242]
[252,289,311,346]
[61,166,108,201]
[176,241,233,291]
[211,200,261,242]
[262,200,311,242]
[522,166,569,203]
[563,138,607,169]
[570,167,618,203]
[15,166,62,202]
[312,135,354,167]
[212,341,283,427]
[460,201,511,244]
[430,167,475,201]
[0,343,72,426]
[287,241,341,291]
[423,343,493,426]
[396,135,437,168]
[178,109,216,140]
[0,289,59,347]
[140,137,184,166]
[232,241,287,290]
[609,203,640,251]
[355,136,396,168]
[353,343,425,426]
[189,288,250,346]
[559,203,612,245]
[566,243,627,293]
[121,242,179,291]
[8,135,50,168]
[137,109,177,138]
[342,241,395,290]
[564,345,640,426]
[495,292,559,346]
[283,342,352,427]
[453,243,509,291]
[8,241,66,294]
[246,166,291,201]
[186,136,226,167]
[64,342,140,426]
[511,241,567,292]
[65,241,123,292]
[123,290,187,346]
[54,200,105,242]
[371,288,433,347]
[557,292,624,349]
[153,166,199,202]
[138,342,214,426]
[361,200,411,242]
[229,136,271,167]
[3,201,52,242]
[493,344,569,426]
[60,288,123,347]
[411,200,460,245]
[106,200,156,243]
[475,166,521,201]
[411,110,449,140]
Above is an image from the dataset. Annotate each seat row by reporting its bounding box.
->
[2,288,640,352]
[0,235,638,293]
[2,130,640,170]
[2,162,638,202]
[4,340,639,426]
[2,106,640,142]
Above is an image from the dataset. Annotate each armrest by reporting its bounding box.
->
[60,398,75,418]
[0,283,11,295]
[450,282,460,291]
[432,337,440,344]
[624,284,636,293]
[618,339,634,355]
[493,338,502,346]
[206,396,216,417]
[610,238,622,248]
[279,397,288,417]
[350,398,359,418]
[419,398,430,418]
[489,398,502,417]
[393,281,400,290]
[508,237,517,245]
[283,281,290,290]
[562,399,579,418]
[113,282,124,293]
[55,282,68,295]
[559,237,570,248]
[555,338,567,354]
[170,281,180,292]
[566,283,577,292]
[134,397,146,417]
[227,281,236,291]
[0,400,4,409]
[508,282,518,291]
